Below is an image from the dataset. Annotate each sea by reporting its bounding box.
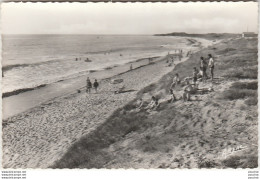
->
[2,35,188,94]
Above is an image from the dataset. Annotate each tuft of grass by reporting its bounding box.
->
[137,84,156,97]
[231,81,258,90]
[143,146,157,153]
[245,97,258,106]
[222,155,258,168]
[222,156,242,168]
[218,81,257,101]
[223,66,257,79]
[198,160,219,168]
[218,89,256,101]
[216,48,236,55]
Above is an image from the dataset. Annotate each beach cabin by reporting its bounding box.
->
[242,32,257,38]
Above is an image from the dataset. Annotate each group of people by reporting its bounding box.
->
[198,54,215,82]
[135,96,160,112]
[165,53,215,103]
[86,77,99,93]
[75,57,92,62]
[84,53,215,112]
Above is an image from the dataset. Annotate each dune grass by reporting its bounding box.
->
[218,89,257,101]
[223,66,257,79]
[231,81,258,90]
[222,155,258,169]
[218,81,258,105]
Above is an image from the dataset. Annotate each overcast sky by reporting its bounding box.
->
[1,2,258,34]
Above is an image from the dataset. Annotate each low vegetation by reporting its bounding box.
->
[218,81,257,102]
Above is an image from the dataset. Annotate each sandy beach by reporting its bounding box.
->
[2,37,213,168]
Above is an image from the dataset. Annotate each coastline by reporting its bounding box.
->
[2,56,161,98]
[2,36,212,119]
[3,55,166,119]
[2,37,213,168]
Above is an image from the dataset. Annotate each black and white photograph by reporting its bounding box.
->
[1,1,258,169]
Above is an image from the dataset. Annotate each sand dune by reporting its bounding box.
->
[52,37,257,169]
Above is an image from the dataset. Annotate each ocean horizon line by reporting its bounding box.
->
[2,32,248,36]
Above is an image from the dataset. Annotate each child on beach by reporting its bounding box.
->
[208,54,215,80]
[136,98,144,109]
[86,77,92,93]
[200,57,207,82]
[193,67,199,84]
[93,79,99,93]
[183,79,198,101]
[171,73,180,89]
[131,98,144,113]
[145,96,160,111]
[169,88,177,102]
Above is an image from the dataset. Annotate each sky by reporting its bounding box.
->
[1,2,258,34]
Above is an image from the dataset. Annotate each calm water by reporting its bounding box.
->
[2,35,188,93]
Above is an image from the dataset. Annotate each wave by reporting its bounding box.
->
[2,84,47,98]
[85,48,125,55]
[2,59,64,72]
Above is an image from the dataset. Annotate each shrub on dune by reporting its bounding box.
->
[245,97,258,106]
[231,81,258,90]
[217,89,256,101]
[224,67,257,79]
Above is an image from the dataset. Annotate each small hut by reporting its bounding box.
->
[242,32,257,38]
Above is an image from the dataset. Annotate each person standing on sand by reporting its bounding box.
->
[208,54,215,80]
[93,79,99,93]
[170,73,180,100]
[193,67,199,84]
[86,77,92,93]
[171,73,180,89]
[169,88,177,102]
[130,64,133,70]
[200,57,207,82]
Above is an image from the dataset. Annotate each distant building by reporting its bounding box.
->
[242,32,257,38]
